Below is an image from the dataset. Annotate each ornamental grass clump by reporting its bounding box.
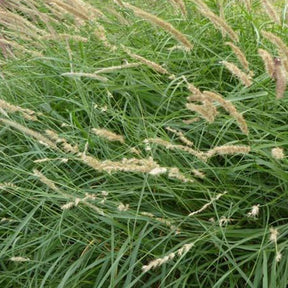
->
[0,1,287,287]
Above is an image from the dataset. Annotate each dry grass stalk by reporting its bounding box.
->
[186,83,219,123]
[34,158,69,164]
[69,0,105,19]
[40,34,88,42]
[218,0,225,21]
[169,0,187,17]
[146,137,205,160]
[168,167,194,183]
[274,58,287,99]
[94,63,141,74]
[0,99,38,121]
[166,126,194,147]
[146,138,250,161]
[141,211,180,234]
[225,42,250,72]
[80,153,162,174]
[258,48,275,77]
[202,91,249,134]
[0,39,42,57]
[121,2,193,50]
[95,24,117,51]
[271,147,285,159]
[142,242,194,272]
[183,117,201,124]
[122,45,174,78]
[92,128,125,143]
[61,193,97,210]
[189,192,227,216]
[0,118,57,149]
[186,102,218,123]
[33,169,60,193]
[7,1,57,34]
[0,10,48,37]
[10,257,30,262]
[261,0,281,25]
[45,130,79,154]
[49,0,90,21]
[193,0,239,42]
[61,72,108,82]
[204,145,251,159]
[33,169,104,215]
[261,31,288,67]
[221,60,252,87]
[129,147,141,155]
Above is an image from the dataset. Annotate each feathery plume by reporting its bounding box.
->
[61,193,97,210]
[202,90,249,135]
[261,0,281,25]
[94,63,141,74]
[186,102,217,123]
[166,126,194,147]
[193,0,239,42]
[0,39,42,57]
[149,167,168,175]
[61,72,108,82]
[92,128,125,143]
[0,99,38,121]
[261,31,288,70]
[141,211,180,234]
[33,169,60,193]
[270,227,278,243]
[258,48,275,77]
[0,10,48,36]
[0,118,57,149]
[146,137,205,160]
[81,154,161,174]
[121,2,193,50]
[10,257,30,262]
[247,204,260,217]
[49,0,89,21]
[68,0,105,19]
[0,182,18,189]
[192,169,205,179]
[273,58,287,99]
[40,34,88,42]
[95,24,117,51]
[271,147,285,159]
[117,203,129,211]
[168,167,194,183]
[204,145,251,160]
[142,242,194,272]
[45,130,79,154]
[189,192,226,216]
[34,169,104,215]
[183,117,201,124]
[122,45,174,78]
[225,42,250,72]
[169,0,187,17]
[221,60,252,87]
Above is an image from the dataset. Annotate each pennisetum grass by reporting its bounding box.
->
[1,1,288,286]
[119,2,193,50]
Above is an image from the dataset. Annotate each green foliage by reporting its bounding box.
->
[0,0,288,287]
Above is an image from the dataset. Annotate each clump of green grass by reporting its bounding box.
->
[0,0,288,287]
